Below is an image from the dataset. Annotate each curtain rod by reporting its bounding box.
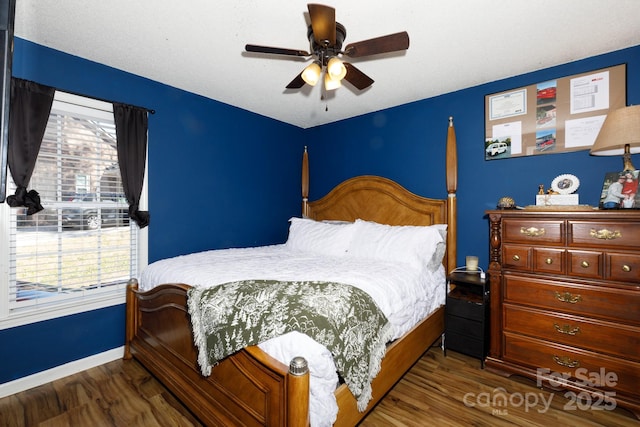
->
[58,88,156,115]
[13,77,156,114]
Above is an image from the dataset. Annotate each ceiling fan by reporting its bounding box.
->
[245,4,409,92]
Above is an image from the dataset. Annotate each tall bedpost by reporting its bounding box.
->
[302,146,309,218]
[446,116,458,274]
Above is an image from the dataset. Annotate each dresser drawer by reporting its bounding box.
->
[503,333,640,396]
[503,304,640,361]
[534,247,565,274]
[503,275,640,324]
[606,252,640,284]
[569,220,640,249]
[503,219,564,245]
[503,245,531,271]
[567,250,602,279]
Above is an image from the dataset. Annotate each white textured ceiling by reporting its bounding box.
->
[13,0,640,129]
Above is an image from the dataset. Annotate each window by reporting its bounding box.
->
[0,92,148,327]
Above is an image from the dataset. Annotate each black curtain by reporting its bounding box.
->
[6,78,55,214]
[113,103,149,228]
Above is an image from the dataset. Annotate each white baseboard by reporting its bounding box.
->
[0,346,124,399]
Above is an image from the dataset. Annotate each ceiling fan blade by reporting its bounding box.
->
[343,63,374,90]
[344,31,410,57]
[308,4,336,46]
[286,72,306,89]
[246,44,310,57]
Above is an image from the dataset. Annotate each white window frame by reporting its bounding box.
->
[0,92,148,329]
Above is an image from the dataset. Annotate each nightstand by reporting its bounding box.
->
[444,271,489,367]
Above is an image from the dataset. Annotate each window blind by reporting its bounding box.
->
[8,92,139,311]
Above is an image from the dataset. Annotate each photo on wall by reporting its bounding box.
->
[599,170,639,209]
[484,136,511,160]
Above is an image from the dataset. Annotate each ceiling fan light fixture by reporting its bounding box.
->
[324,72,342,91]
[301,61,322,86]
[245,5,410,94]
[326,57,347,81]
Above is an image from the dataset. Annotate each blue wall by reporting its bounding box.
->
[2,306,125,382]
[1,38,638,384]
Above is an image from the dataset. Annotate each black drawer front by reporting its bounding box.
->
[446,315,484,339]
[445,332,485,358]
[446,296,484,321]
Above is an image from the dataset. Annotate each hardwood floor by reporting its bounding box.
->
[1,347,637,427]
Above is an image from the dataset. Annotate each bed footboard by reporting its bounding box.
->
[125,280,310,426]
[333,305,444,426]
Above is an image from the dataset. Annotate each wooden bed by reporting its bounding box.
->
[124,118,458,426]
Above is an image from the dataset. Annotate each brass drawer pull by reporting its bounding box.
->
[590,228,621,240]
[553,355,580,368]
[512,254,521,261]
[581,261,590,268]
[554,323,581,335]
[622,265,631,272]
[545,258,553,265]
[554,291,582,304]
[521,227,545,237]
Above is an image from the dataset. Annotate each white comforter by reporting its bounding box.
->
[139,244,445,426]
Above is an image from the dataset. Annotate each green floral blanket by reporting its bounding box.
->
[187,279,393,411]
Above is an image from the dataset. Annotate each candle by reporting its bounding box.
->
[466,256,479,271]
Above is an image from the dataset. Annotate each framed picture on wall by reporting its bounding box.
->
[599,170,640,209]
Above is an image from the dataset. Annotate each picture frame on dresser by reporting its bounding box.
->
[599,170,639,209]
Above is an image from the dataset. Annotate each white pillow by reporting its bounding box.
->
[428,224,448,272]
[347,219,444,271]
[285,217,355,257]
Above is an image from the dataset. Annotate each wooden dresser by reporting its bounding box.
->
[486,209,640,418]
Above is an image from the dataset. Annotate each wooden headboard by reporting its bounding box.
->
[301,117,458,274]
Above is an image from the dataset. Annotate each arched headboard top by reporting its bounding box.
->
[305,175,447,227]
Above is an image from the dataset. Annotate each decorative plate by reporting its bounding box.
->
[551,174,580,194]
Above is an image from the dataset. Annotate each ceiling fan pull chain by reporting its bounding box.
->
[320,84,328,112]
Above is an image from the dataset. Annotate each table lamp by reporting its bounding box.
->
[590,105,640,171]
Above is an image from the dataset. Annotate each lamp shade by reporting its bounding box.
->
[326,57,347,81]
[324,73,342,90]
[590,105,640,156]
[301,61,322,86]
